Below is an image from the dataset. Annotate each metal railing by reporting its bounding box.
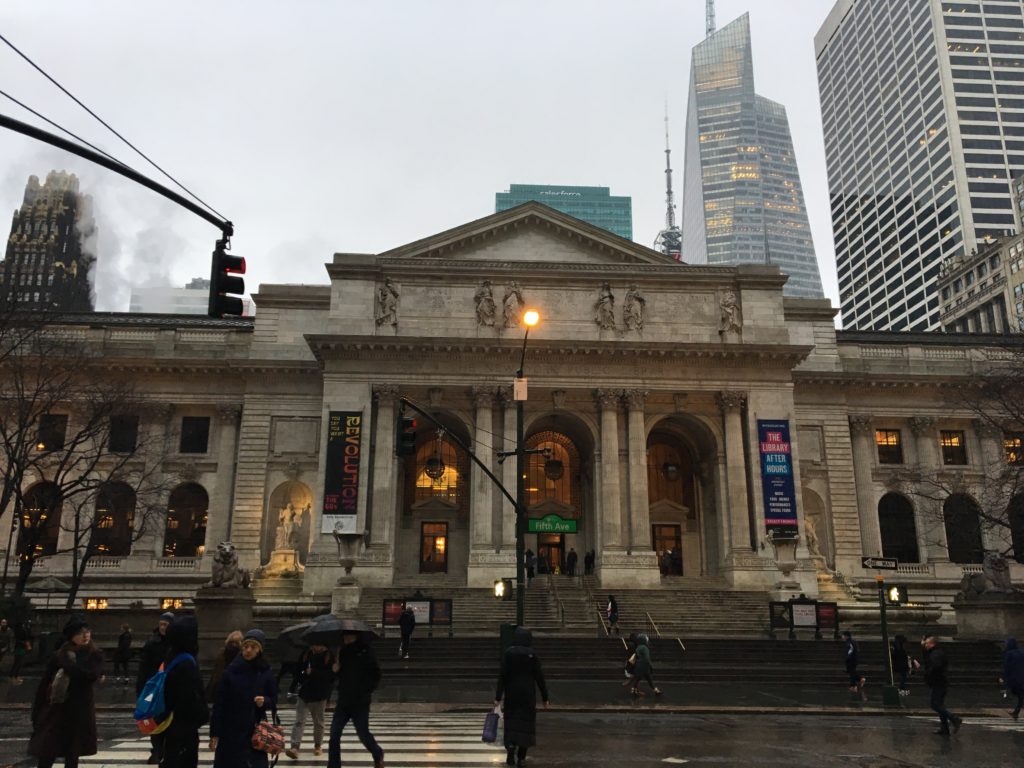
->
[596,607,610,636]
[644,611,661,638]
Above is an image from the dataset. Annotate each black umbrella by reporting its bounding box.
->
[302,616,376,647]
[276,620,319,650]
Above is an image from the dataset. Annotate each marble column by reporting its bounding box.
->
[499,386,517,550]
[369,384,399,549]
[625,389,651,553]
[909,416,947,560]
[470,387,495,549]
[143,404,175,558]
[717,391,751,555]
[207,404,242,554]
[975,419,1010,553]
[596,389,623,551]
[848,415,881,556]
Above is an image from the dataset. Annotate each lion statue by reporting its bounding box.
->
[957,552,1014,599]
[206,541,251,589]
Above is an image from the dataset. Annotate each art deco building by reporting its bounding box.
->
[682,13,824,299]
[937,231,1024,332]
[818,0,1024,331]
[2,170,95,312]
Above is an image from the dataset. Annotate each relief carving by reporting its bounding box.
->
[623,285,646,331]
[716,390,746,413]
[848,415,873,435]
[375,277,400,329]
[551,390,567,410]
[474,280,497,327]
[624,389,648,411]
[428,387,444,407]
[594,282,616,330]
[718,289,743,339]
[372,383,400,404]
[595,388,623,410]
[502,281,525,328]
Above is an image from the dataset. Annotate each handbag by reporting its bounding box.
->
[481,705,500,743]
[252,712,285,756]
[49,668,70,704]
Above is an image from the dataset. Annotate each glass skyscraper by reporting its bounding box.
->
[495,184,633,240]
[682,14,824,298]
[817,0,1024,331]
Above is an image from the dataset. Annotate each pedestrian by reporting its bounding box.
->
[28,615,104,768]
[842,630,865,700]
[606,596,619,635]
[326,629,384,768]
[137,612,174,765]
[922,636,962,736]
[494,627,549,768]
[525,550,536,586]
[0,618,12,673]
[659,550,670,575]
[584,550,594,576]
[628,633,662,697]
[891,635,911,696]
[285,644,334,760]
[205,630,243,703]
[1000,637,1024,720]
[398,606,415,660]
[10,619,35,685]
[209,628,278,768]
[114,624,132,682]
[161,616,209,768]
[277,642,304,701]
[565,548,578,578]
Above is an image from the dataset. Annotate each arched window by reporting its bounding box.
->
[408,430,468,513]
[943,493,984,564]
[90,482,136,557]
[878,493,920,563]
[1009,494,1024,565]
[525,431,581,512]
[17,482,61,560]
[163,483,208,558]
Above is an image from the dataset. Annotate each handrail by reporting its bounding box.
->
[677,637,687,652]
[596,606,610,637]
[557,597,565,627]
[645,611,661,638]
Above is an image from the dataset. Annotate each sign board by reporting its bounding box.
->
[321,411,363,534]
[757,420,798,537]
[430,599,453,625]
[406,600,431,625]
[381,599,404,627]
[513,378,528,401]
[792,603,817,628]
[527,514,578,534]
[816,602,839,630]
[861,556,899,570]
[769,602,792,630]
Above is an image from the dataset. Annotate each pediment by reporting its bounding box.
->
[527,498,577,516]
[410,497,459,515]
[377,202,678,267]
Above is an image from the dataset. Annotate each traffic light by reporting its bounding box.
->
[208,237,246,317]
[493,578,513,601]
[396,414,417,456]
[886,584,909,606]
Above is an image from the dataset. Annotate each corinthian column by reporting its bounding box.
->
[596,389,623,550]
[470,387,495,549]
[370,385,399,547]
[625,389,651,553]
[909,416,947,560]
[717,391,751,554]
[848,415,881,556]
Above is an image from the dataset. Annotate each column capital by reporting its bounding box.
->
[716,390,746,413]
[624,389,648,411]
[594,388,623,410]
[217,403,242,423]
[497,384,514,404]
[372,383,400,404]
[909,416,937,436]
[148,402,174,424]
[848,414,873,435]
[471,386,496,409]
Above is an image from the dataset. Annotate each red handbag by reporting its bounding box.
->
[252,714,285,756]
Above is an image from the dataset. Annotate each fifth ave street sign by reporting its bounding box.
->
[861,556,899,570]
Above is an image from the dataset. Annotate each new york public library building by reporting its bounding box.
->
[5,203,1023,634]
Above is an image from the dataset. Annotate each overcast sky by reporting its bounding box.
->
[0,1,841,317]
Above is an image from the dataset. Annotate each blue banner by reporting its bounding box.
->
[757,420,798,537]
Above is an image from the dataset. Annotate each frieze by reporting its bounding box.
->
[468,551,516,566]
[358,548,394,565]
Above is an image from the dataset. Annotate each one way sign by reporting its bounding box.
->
[861,556,899,570]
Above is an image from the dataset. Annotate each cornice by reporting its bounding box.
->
[252,286,332,310]
[99,359,322,376]
[793,371,960,389]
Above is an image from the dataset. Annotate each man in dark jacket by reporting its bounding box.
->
[566,548,578,578]
[326,631,383,768]
[1001,637,1024,720]
[495,627,549,768]
[842,631,865,699]
[137,611,174,764]
[286,644,334,759]
[160,616,208,768]
[398,608,415,660]
[0,618,11,673]
[923,636,962,735]
[114,624,133,682]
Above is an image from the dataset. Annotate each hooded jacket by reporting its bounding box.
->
[161,617,209,768]
[495,628,549,749]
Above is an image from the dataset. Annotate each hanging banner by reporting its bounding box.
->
[321,411,362,534]
[758,419,798,537]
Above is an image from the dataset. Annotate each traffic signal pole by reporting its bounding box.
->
[876,574,899,706]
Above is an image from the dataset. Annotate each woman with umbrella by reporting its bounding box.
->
[495,627,550,768]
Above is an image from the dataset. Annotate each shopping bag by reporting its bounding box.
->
[252,710,285,755]
[481,706,500,743]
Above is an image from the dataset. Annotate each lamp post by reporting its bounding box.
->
[515,309,539,627]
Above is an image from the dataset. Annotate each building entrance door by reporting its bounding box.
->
[537,533,564,574]
[420,521,448,573]
[652,524,683,575]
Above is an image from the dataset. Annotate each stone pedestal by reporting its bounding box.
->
[260,549,304,577]
[193,586,255,664]
[331,581,361,614]
[953,596,1024,639]
[596,551,661,588]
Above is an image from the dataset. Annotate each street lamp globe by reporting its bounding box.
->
[523,309,539,327]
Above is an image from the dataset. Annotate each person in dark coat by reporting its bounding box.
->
[10,619,35,684]
[525,550,536,585]
[1000,637,1024,720]
[923,636,962,735]
[286,644,334,759]
[628,634,662,697]
[398,607,415,660]
[209,629,278,768]
[565,548,578,578]
[205,631,242,703]
[28,616,104,768]
[584,550,595,576]
[161,616,209,768]
[842,631,865,700]
[114,624,133,681]
[138,612,174,764]
[495,627,549,768]
[891,635,911,695]
[606,596,619,635]
[326,631,383,768]
[0,618,12,672]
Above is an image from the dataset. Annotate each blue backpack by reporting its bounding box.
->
[134,652,194,733]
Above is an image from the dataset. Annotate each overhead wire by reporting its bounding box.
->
[0,31,228,222]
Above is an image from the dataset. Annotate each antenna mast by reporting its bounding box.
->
[654,104,683,260]
[706,0,716,37]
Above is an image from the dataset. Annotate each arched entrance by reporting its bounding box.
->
[262,481,314,565]
[878,492,920,563]
[943,493,984,564]
[163,483,208,558]
[17,482,62,560]
[90,482,136,557]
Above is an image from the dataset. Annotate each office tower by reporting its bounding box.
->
[682,13,824,298]
[818,0,1024,331]
[495,184,633,240]
[937,232,1024,333]
[2,171,95,312]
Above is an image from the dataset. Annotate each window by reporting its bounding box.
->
[943,494,984,564]
[410,431,467,510]
[878,493,920,563]
[163,483,208,558]
[940,430,969,464]
[89,482,136,557]
[17,482,62,560]
[37,413,68,452]
[1005,433,1024,464]
[419,522,448,574]
[875,429,905,464]
[525,432,581,511]
[179,416,210,454]
[109,415,139,454]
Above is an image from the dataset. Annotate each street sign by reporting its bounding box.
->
[526,513,577,534]
[861,556,899,570]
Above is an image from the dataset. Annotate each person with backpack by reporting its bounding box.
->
[160,616,209,768]
[398,607,415,660]
[326,629,383,768]
[285,644,334,760]
[1000,637,1024,720]
[28,616,104,768]
[209,629,278,768]
[137,612,174,764]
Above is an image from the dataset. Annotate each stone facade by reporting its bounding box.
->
[3,203,1022,613]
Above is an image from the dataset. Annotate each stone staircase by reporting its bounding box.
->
[816,570,858,603]
[251,575,329,635]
